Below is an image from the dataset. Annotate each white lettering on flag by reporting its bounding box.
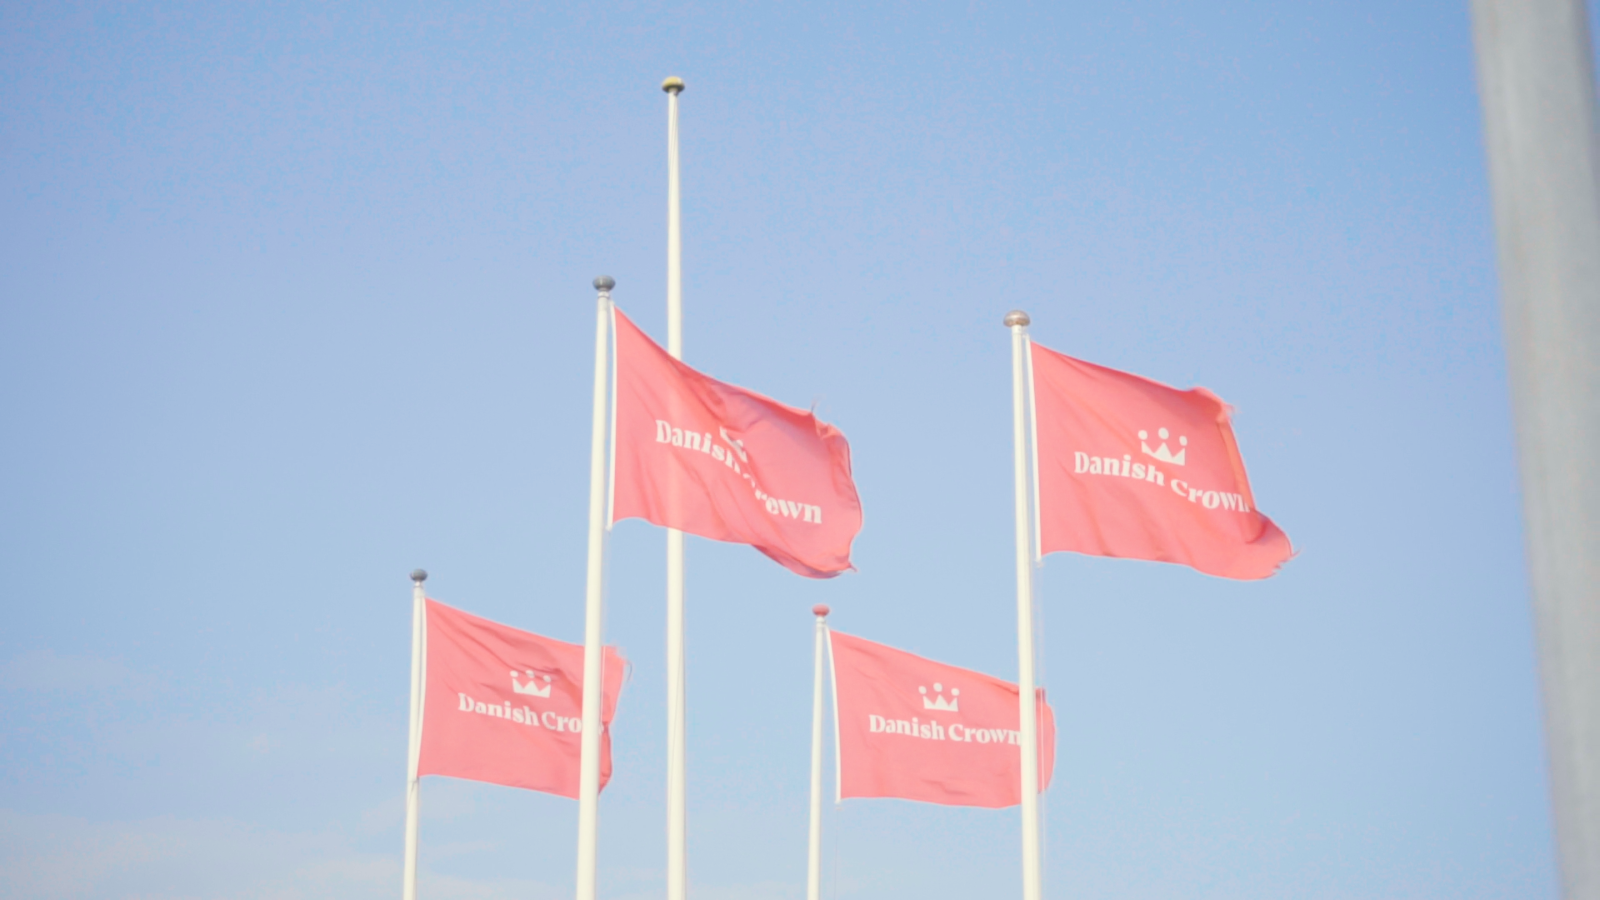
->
[652,417,826,526]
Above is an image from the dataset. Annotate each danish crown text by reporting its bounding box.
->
[868,714,1021,745]
[1073,450,1251,513]
[655,419,824,524]
[456,693,582,734]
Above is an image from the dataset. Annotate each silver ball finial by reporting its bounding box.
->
[662,76,685,94]
[1004,310,1031,328]
[594,275,615,292]
[410,569,428,583]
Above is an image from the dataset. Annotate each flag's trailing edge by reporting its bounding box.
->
[608,306,863,578]
[828,629,1056,808]
[1029,341,1293,579]
[416,599,627,797]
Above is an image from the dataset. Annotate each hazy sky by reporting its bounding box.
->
[2,2,1586,898]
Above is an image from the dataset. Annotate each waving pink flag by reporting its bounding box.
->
[829,629,1054,808]
[1031,341,1293,579]
[416,600,626,797]
[609,307,863,578]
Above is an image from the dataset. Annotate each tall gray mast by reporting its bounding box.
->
[1471,1,1600,896]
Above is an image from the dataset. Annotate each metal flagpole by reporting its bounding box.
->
[661,74,689,900]
[1005,310,1042,900]
[1470,2,1600,896]
[806,604,831,900]
[575,276,615,900]
[403,568,427,900]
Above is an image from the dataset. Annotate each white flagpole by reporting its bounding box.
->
[661,74,689,900]
[403,568,427,900]
[1471,2,1600,894]
[1005,310,1042,900]
[575,276,615,900]
[806,604,831,900]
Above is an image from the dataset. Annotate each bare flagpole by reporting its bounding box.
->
[1006,310,1042,900]
[575,276,615,900]
[806,604,831,900]
[662,75,689,900]
[403,568,427,900]
[1470,1,1600,895]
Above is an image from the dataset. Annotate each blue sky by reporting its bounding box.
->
[0,2,1580,897]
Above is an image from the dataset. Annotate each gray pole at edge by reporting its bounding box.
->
[1470,1,1600,896]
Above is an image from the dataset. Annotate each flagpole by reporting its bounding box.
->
[403,568,427,900]
[662,74,689,900]
[806,604,830,900]
[1471,2,1600,894]
[1005,310,1042,900]
[575,276,615,900]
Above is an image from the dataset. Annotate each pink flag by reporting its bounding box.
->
[1031,341,1293,579]
[416,599,627,797]
[829,629,1054,808]
[609,307,863,578]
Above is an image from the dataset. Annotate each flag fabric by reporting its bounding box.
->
[829,629,1055,808]
[416,599,627,797]
[1029,340,1292,579]
[609,307,863,578]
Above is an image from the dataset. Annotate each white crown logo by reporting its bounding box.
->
[919,683,959,712]
[1138,427,1188,466]
[718,426,749,463]
[511,670,553,698]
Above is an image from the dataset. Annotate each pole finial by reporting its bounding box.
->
[1004,310,1031,328]
[812,604,830,618]
[410,569,428,583]
[662,76,685,94]
[593,275,615,292]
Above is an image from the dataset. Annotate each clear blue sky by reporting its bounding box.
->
[1,2,1581,897]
